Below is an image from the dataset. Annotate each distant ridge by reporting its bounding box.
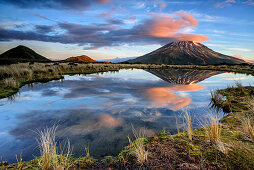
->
[128,41,246,65]
[0,45,50,64]
[66,55,109,63]
[101,57,137,63]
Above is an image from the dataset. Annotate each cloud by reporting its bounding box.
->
[229,48,251,52]
[128,17,137,21]
[243,0,254,5]
[35,25,55,33]
[144,11,198,37]
[215,0,236,8]
[0,21,25,29]
[0,11,209,49]
[160,3,167,10]
[0,0,112,10]
[99,12,124,25]
[232,55,248,62]
[30,13,52,21]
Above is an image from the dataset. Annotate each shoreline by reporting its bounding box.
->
[0,63,253,100]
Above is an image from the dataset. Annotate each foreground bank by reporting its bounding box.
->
[2,85,253,169]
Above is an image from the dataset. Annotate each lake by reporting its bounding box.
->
[1,68,254,163]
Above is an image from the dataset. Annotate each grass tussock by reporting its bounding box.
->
[184,111,193,141]
[131,126,149,165]
[203,113,222,144]
[4,77,20,89]
[36,125,72,170]
[240,116,254,141]
[131,140,148,165]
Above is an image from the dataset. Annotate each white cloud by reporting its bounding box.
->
[228,48,251,52]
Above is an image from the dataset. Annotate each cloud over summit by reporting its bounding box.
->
[0,11,208,49]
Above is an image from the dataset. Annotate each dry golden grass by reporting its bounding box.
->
[131,140,148,165]
[36,125,71,170]
[203,113,222,144]
[240,116,254,141]
[3,77,20,89]
[85,145,90,158]
[217,141,231,155]
[184,111,193,141]
[127,126,150,165]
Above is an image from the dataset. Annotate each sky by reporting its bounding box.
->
[0,0,253,61]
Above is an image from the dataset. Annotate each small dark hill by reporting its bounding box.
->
[128,41,246,65]
[0,45,50,64]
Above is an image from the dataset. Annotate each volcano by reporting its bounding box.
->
[128,41,245,65]
[0,45,50,64]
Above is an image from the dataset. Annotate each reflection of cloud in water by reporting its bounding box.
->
[224,77,247,80]
[58,114,122,135]
[40,101,56,107]
[146,84,204,110]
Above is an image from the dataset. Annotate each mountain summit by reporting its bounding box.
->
[0,45,50,64]
[129,41,245,65]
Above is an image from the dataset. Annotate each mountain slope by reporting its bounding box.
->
[0,45,50,64]
[66,55,109,63]
[129,41,245,65]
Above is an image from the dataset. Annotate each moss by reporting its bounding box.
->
[101,156,119,165]
[74,157,96,168]
[0,87,18,99]
[215,86,254,113]
[225,142,254,169]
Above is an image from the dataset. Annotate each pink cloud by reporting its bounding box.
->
[95,0,112,4]
[128,16,137,21]
[99,114,122,128]
[146,84,204,110]
[145,11,208,42]
[160,3,167,10]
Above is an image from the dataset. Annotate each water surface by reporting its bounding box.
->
[0,69,254,163]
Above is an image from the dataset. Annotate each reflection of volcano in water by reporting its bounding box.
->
[146,69,220,84]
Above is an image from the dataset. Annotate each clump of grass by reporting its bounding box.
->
[121,126,149,165]
[131,140,148,165]
[131,124,153,139]
[203,113,222,144]
[235,81,245,93]
[217,141,231,155]
[240,116,254,141]
[15,153,22,169]
[184,111,193,141]
[4,77,20,89]
[85,145,90,158]
[37,126,57,169]
[210,90,225,112]
[36,125,72,170]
